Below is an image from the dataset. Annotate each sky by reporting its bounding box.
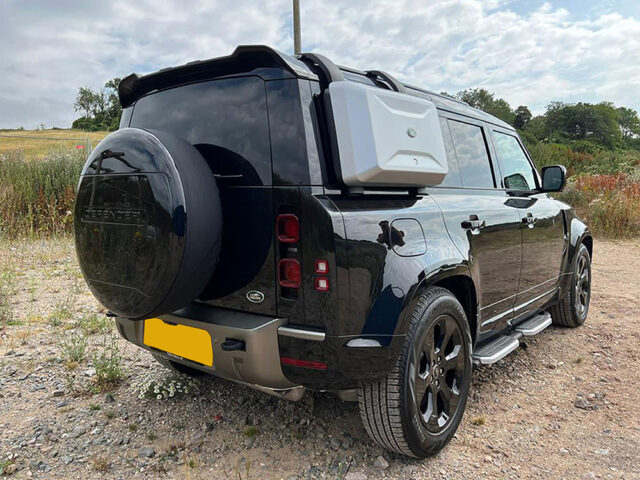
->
[0,0,639,129]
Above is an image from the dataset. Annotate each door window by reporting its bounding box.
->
[447,120,495,188]
[493,132,538,191]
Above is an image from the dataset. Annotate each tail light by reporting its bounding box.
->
[276,214,299,243]
[278,258,301,288]
[315,277,329,292]
[281,356,327,370]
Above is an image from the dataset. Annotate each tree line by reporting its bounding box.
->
[71,79,640,152]
[444,88,640,151]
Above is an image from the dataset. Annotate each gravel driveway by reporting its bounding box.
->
[0,238,638,479]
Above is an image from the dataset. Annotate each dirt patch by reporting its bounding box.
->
[1,238,638,479]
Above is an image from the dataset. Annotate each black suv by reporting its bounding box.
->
[74,46,592,458]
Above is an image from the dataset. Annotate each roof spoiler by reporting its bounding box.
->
[118,45,318,108]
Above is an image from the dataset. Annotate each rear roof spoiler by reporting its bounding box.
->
[118,45,318,108]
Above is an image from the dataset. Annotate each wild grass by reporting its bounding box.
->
[93,334,125,388]
[58,330,88,365]
[0,270,16,328]
[557,171,640,237]
[0,149,84,237]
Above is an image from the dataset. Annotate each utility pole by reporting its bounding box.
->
[293,0,301,55]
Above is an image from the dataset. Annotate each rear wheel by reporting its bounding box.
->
[550,243,591,328]
[358,287,472,458]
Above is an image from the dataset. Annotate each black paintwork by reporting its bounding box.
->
[112,45,592,391]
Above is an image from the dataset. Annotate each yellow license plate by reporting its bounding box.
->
[143,318,213,367]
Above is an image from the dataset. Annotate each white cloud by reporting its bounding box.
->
[0,0,638,128]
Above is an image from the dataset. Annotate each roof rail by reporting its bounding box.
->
[299,53,345,85]
[365,70,407,94]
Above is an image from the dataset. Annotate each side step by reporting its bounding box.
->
[514,311,552,336]
[473,311,552,366]
[473,334,520,365]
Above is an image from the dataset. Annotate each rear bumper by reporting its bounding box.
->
[115,302,297,390]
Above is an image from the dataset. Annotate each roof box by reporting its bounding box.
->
[327,81,447,187]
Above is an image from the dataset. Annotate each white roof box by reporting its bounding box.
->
[328,81,448,187]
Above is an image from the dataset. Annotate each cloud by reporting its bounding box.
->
[0,0,638,128]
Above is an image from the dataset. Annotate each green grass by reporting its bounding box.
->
[93,334,125,388]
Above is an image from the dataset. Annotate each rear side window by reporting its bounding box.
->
[493,131,537,190]
[438,117,462,187]
[130,77,271,186]
[447,120,495,188]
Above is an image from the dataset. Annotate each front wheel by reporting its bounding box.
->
[550,243,591,328]
[358,287,472,458]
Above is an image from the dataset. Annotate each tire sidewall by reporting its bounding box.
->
[402,291,472,456]
[570,244,591,325]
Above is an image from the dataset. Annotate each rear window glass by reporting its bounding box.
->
[448,120,495,188]
[130,77,271,186]
[438,117,462,187]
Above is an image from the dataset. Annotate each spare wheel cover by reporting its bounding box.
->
[74,127,222,319]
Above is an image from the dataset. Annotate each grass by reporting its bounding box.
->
[58,330,88,364]
[0,128,108,160]
[48,299,74,327]
[91,456,110,472]
[89,403,101,411]
[471,416,486,426]
[78,312,112,336]
[93,334,125,388]
[243,426,259,437]
[0,270,16,329]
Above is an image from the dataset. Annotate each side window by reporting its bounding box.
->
[438,117,462,187]
[493,132,537,190]
[448,120,495,188]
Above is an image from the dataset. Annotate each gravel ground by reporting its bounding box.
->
[0,238,639,479]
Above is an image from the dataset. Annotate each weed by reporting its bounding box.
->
[147,432,158,441]
[135,372,202,400]
[243,426,259,437]
[128,423,138,432]
[15,329,31,345]
[573,357,584,364]
[93,334,125,388]
[78,312,112,336]
[89,403,101,411]
[91,456,110,472]
[471,416,486,426]
[0,458,16,475]
[49,299,74,327]
[104,410,116,420]
[58,330,88,364]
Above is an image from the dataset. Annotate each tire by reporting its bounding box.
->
[152,353,205,378]
[358,286,472,458]
[550,243,591,328]
[74,128,222,319]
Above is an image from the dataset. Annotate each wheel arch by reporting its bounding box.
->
[397,265,478,347]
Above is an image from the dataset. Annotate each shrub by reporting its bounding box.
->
[135,372,202,400]
[557,173,640,237]
[0,149,83,237]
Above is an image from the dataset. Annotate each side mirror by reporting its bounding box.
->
[541,165,566,192]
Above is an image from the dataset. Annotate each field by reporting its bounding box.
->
[0,129,108,160]
[0,237,638,478]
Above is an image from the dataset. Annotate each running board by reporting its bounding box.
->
[473,334,520,365]
[514,311,552,336]
[473,311,553,366]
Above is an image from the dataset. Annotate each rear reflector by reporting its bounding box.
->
[315,277,329,292]
[314,259,329,274]
[281,356,327,370]
[278,258,301,288]
[276,214,299,243]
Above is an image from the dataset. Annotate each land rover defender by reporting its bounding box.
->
[73,46,592,458]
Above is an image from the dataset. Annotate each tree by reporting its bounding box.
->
[544,101,621,149]
[514,105,532,130]
[616,107,640,139]
[455,88,515,125]
[72,78,122,131]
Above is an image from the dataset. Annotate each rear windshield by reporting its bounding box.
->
[129,76,271,186]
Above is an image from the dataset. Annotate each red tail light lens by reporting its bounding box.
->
[276,214,299,243]
[278,258,301,288]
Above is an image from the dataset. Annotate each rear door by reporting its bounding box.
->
[490,129,565,317]
[128,76,277,315]
[432,114,523,341]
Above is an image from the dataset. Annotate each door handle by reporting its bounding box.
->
[522,212,536,228]
[461,215,486,234]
